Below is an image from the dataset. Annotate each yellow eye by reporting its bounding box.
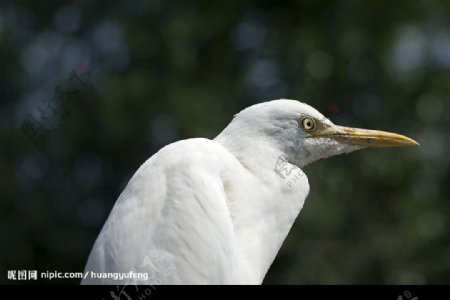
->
[300,117,316,131]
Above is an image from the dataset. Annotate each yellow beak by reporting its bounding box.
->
[311,125,419,147]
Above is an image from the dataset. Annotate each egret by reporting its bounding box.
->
[82,99,418,284]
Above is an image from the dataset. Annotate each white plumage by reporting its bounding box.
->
[82,99,417,284]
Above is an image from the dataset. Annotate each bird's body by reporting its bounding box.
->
[83,138,307,284]
[82,100,417,285]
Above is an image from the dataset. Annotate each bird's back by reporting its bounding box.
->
[82,138,255,284]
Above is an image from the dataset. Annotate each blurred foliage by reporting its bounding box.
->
[0,0,449,284]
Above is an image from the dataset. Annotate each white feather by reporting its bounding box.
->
[82,99,361,284]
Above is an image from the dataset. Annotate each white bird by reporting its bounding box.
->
[82,99,417,285]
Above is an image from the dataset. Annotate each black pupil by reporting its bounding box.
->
[306,120,312,128]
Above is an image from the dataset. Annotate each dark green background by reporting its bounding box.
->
[1,0,449,284]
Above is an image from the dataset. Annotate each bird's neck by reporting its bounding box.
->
[215,120,285,174]
[215,127,308,283]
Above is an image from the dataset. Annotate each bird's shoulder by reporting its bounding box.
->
[114,138,237,218]
[135,138,239,179]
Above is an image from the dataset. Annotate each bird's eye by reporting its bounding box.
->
[300,117,316,131]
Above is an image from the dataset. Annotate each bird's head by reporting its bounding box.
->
[221,99,418,168]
